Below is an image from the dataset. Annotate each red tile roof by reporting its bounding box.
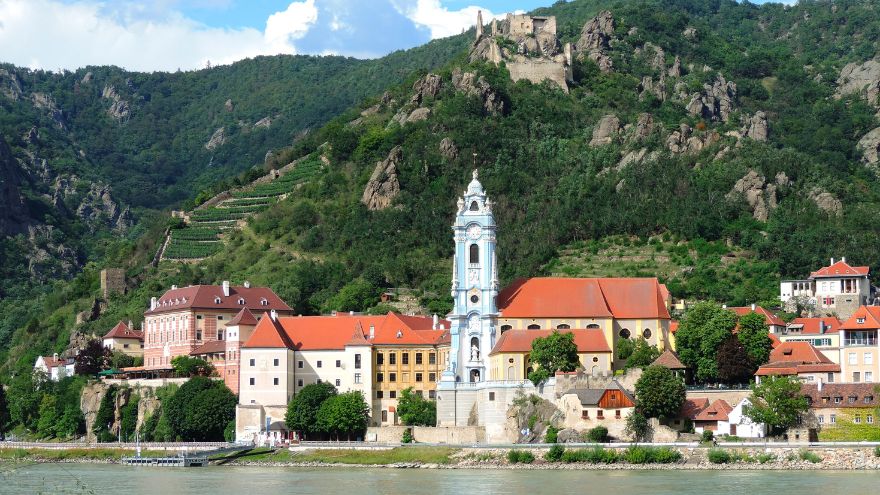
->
[102,321,144,341]
[228,308,260,326]
[789,317,841,335]
[670,320,679,334]
[680,398,710,419]
[693,399,732,422]
[497,277,670,319]
[145,284,292,315]
[190,340,226,355]
[38,355,66,369]
[489,329,610,355]
[728,306,785,327]
[242,312,450,350]
[768,333,781,348]
[810,260,869,279]
[840,306,880,330]
[755,341,840,376]
[651,349,686,369]
[802,383,879,408]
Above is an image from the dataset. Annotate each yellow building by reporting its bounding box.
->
[101,321,144,358]
[488,329,612,380]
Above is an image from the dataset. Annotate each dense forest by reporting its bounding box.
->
[2,0,880,378]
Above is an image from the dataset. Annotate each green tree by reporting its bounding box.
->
[316,391,369,440]
[717,335,755,384]
[743,376,809,435]
[171,356,215,377]
[285,382,337,438]
[616,338,635,361]
[0,382,9,434]
[528,331,580,385]
[36,394,58,439]
[93,385,117,442]
[625,338,661,369]
[164,377,236,441]
[625,410,650,442]
[674,303,737,383]
[397,387,436,426]
[737,312,773,366]
[119,394,140,442]
[110,351,136,370]
[322,278,381,313]
[634,365,685,420]
[7,372,45,431]
[75,338,112,375]
[55,404,85,439]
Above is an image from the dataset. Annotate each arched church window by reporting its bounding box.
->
[469,201,479,211]
[527,324,540,330]
[642,329,652,339]
[556,324,571,329]
[469,244,479,264]
[619,328,631,339]
[500,324,512,332]
[586,323,600,329]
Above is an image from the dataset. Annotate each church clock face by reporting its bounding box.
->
[467,224,482,239]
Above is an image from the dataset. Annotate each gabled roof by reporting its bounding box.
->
[37,355,67,369]
[693,399,732,422]
[728,306,785,327]
[228,308,259,327]
[651,349,686,369]
[145,284,292,315]
[497,277,670,319]
[810,260,869,279]
[102,321,144,341]
[242,312,450,351]
[243,313,296,349]
[756,341,839,376]
[789,317,841,335]
[190,340,226,355]
[802,383,879,408]
[680,398,710,419]
[840,306,880,330]
[574,381,634,406]
[488,329,611,355]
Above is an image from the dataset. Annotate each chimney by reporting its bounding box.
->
[53,353,58,361]
[270,309,277,321]
[841,256,846,263]
[818,379,823,392]
[128,320,133,330]
[150,297,157,310]
[432,314,439,330]
[751,303,756,311]
[440,324,446,330]
[722,304,727,309]
[830,257,834,265]
[222,280,230,297]
[243,280,251,288]
[369,325,375,340]
[820,321,826,334]
[171,284,177,290]
[349,311,355,316]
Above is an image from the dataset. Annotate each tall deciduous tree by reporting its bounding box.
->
[744,376,809,435]
[737,312,773,366]
[634,365,686,420]
[164,376,236,441]
[625,338,661,369]
[528,331,580,385]
[0,382,10,434]
[674,303,737,383]
[316,391,369,440]
[75,338,111,375]
[397,387,436,426]
[717,336,755,384]
[285,382,337,438]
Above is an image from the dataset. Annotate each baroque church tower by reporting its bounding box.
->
[442,170,499,383]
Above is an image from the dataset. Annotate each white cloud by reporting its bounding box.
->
[392,0,502,39]
[0,0,319,72]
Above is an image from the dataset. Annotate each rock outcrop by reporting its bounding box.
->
[0,68,23,100]
[590,114,622,146]
[666,124,720,154]
[254,116,272,129]
[31,92,65,128]
[101,85,131,122]
[405,107,431,123]
[362,146,402,210]
[807,187,843,216]
[742,111,769,141]
[575,10,615,72]
[75,182,133,232]
[857,127,880,165]
[685,74,737,122]
[451,68,504,115]
[727,169,777,221]
[639,75,667,101]
[633,113,655,141]
[0,136,30,236]
[668,55,682,78]
[205,127,226,151]
[836,59,880,107]
[439,137,459,160]
[410,74,443,106]
[224,99,234,112]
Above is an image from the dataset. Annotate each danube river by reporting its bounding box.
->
[3,464,878,494]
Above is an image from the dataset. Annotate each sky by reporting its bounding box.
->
[0,0,794,73]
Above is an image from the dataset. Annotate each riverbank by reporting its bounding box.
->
[3,445,879,470]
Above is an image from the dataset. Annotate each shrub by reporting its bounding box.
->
[757,453,775,464]
[708,449,731,464]
[799,450,822,463]
[650,447,683,464]
[701,430,714,443]
[545,444,565,462]
[623,446,682,464]
[507,450,535,464]
[402,428,413,444]
[624,446,650,464]
[544,425,558,443]
[874,446,880,457]
[586,425,608,443]
[561,447,618,464]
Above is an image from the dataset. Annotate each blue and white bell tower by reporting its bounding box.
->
[443,170,499,383]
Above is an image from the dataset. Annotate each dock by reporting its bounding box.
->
[121,443,252,467]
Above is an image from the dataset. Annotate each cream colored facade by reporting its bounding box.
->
[840,344,878,384]
[489,351,612,381]
[373,345,448,425]
[239,348,296,407]
[779,333,841,364]
[103,336,143,357]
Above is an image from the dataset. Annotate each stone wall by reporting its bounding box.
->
[100,268,125,299]
[506,61,569,92]
[686,389,752,406]
[366,426,486,444]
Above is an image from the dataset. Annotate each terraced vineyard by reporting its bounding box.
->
[161,156,323,260]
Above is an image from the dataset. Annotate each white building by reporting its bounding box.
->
[34,354,75,381]
[780,258,873,320]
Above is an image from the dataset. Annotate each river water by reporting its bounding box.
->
[2,464,878,495]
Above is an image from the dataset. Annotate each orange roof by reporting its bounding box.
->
[651,349,686,369]
[789,317,841,335]
[756,341,839,376]
[145,284,292,315]
[102,321,144,341]
[693,399,732,422]
[670,320,679,334]
[489,329,610,355]
[728,306,784,327]
[840,306,880,330]
[810,260,869,279]
[497,277,670,319]
[768,333,781,348]
[680,398,710,419]
[228,308,259,326]
[243,312,450,350]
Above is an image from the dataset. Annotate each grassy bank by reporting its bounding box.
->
[0,448,169,462]
[217,447,458,465]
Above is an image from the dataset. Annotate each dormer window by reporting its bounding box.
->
[857,317,866,324]
[260,298,268,306]
[238,298,245,305]
[396,330,403,338]
[214,297,221,304]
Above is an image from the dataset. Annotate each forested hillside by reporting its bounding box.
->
[4,0,880,374]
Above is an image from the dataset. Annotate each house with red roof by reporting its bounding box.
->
[236,311,450,442]
[727,304,786,334]
[801,382,878,432]
[487,329,612,380]
[34,353,76,381]
[102,321,144,358]
[755,341,840,384]
[495,277,673,369]
[776,317,842,363]
[780,257,873,320]
[681,397,766,437]
[838,306,880,384]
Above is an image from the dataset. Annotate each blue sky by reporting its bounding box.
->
[0,0,794,72]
